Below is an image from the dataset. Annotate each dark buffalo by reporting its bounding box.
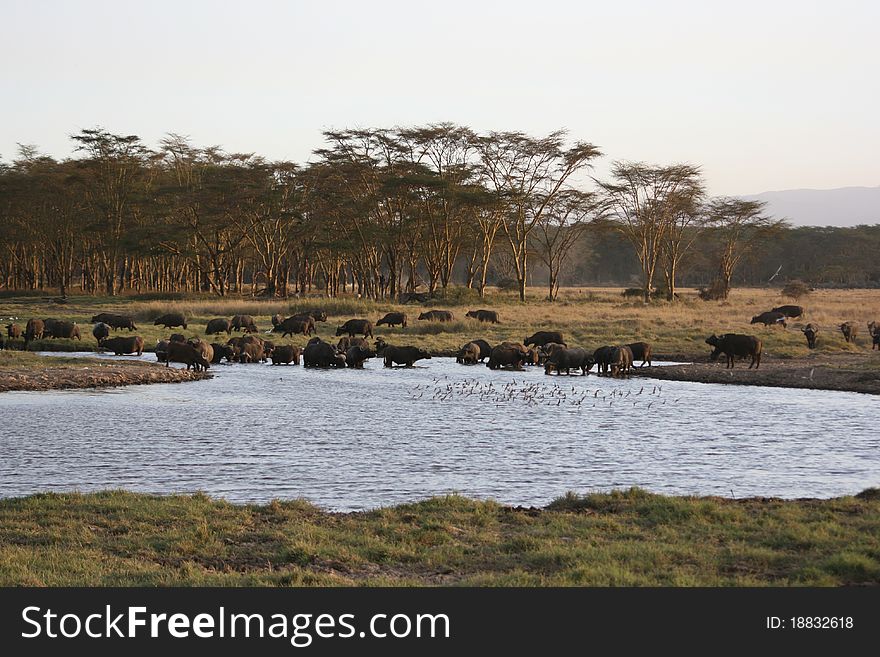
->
[467,339,493,362]
[6,323,22,339]
[90,313,137,331]
[230,314,258,333]
[487,344,527,370]
[153,313,187,329]
[335,319,373,338]
[271,345,301,365]
[42,318,60,335]
[376,312,408,328]
[591,346,615,375]
[524,331,565,348]
[92,322,110,344]
[802,324,819,349]
[292,309,327,322]
[210,343,237,363]
[456,342,481,365]
[303,341,346,368]
[272,315,316,337]
[187,338,214,364]
[205,318,232,335]
[751,311,787,328]
[608,346,634,377]
[337,336,369,352]
[169,333,187,344]
[466,309,499,324]
[839,321,858,343]
[101,336,145,356]
[346,345,373,368]
[166,341,209,370]
[524,347,540,365]
[45,320,81,340]
[627,342,652,367]
[383,345,432,367]
[869,321,879,350]
[417,310,454,322]
[771,305,804,318]
[544,347,591,375]
[155,340,170,362]
[706,333,762,369]
[237,342,266,364]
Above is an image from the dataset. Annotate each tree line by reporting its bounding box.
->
[1,124,875,301]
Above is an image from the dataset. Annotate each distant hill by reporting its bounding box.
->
[738,186,880,227]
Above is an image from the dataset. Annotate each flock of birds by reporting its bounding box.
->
[409,376,679,410]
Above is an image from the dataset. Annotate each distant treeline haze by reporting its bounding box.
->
[2,126,878,300]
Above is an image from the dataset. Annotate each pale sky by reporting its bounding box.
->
[1,0,877,196]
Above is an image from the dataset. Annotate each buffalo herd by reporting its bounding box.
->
[747,305,878,351]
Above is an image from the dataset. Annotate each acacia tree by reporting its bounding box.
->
[598,162,703,302]
[660,183,707,300]
[478,131,601,301]
[705,197,783,298]
[530,189,598,300]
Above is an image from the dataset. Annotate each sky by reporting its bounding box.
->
[1,0,878,196]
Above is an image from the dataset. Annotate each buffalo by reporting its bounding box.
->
[771,305,804,319]
[590,346,615,375]
[376,312,408,328]
[335,319,373,338]
[153,313,187,329]
[383,345,432,367]
[303,341,346,368]
[230,314,258,333]
[608,346,634,377]
[101,336,145,356]
[544,347,591,375]
[169,333,187,344]
[6,323,22,339]
[92,322,110,344]
[802,323,819,349]
[272,315,316,337]
[237,342,266,364]
[337,336,369,352]
[155,340,170,362]
[466,339,493,362]
[187,338,214,365]
[345,345,373,368]
[524,331,565,348]
[751,311,787,328]
[456,342,481,365]
[487,343,527,370]
[870,321,878,350]
[293,309,327,322]
[627,342,652,367]
[270,345,301,365]
[417,309,454,322]
[839,321,858,343]
[90,313,137,331]
[166,341,209,370]
[465,309,499,324]
[205,318,232,335]
[706,333,762,369]
[210,343,237,363]
[44,320,80,340]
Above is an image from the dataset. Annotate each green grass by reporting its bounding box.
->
[1,489,878,586]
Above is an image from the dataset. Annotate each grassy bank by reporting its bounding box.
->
[2,286,878,361]
[1,489,878,586]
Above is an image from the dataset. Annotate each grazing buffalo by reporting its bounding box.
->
[839,322,858,343]
[44,320,80,340]
[293,309,327,322]
[706,333,762,369]
[335,319,373,338]
[272,315,316,337]
[771,305,804,319]
[751,311,787,328]
[6,323,22,339]
[802,323,819,349]
[524,331,565,348]
[205,318,232,335]
[101,336,145,356]
[456,342,481,365]
[270,345,301,365]
[544,347,591,375]
[376,312,408,328]
[187,338,214,365]
[210,343,237,363]
[166,341,209,370]
[590,346,615,375]
[92,322,110,344]
[346,345,373,368]
[487,344,527,370]
[466,309,499,324]
[608,346,634,377]
[90,313,137,331]
[303,341,346,368]
[383,345,432,367]
[153,313,187,329]
[42,318,60,335]
[230,314,258,333]
[417,310,454,322]
[627,342,652,367]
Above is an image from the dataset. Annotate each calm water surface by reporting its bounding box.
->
[0,352,877,510]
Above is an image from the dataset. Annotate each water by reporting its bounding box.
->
[0,352,877,510]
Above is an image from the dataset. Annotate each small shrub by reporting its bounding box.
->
[781,280,812,300]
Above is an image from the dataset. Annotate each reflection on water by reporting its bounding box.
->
[0,352,877,511]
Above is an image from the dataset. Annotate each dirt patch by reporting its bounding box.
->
[0,359,210,392]
[634,353,880,395]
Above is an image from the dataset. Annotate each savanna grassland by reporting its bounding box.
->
[1,489,878,586]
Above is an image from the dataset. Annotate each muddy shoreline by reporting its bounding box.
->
[0,358,210,392]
